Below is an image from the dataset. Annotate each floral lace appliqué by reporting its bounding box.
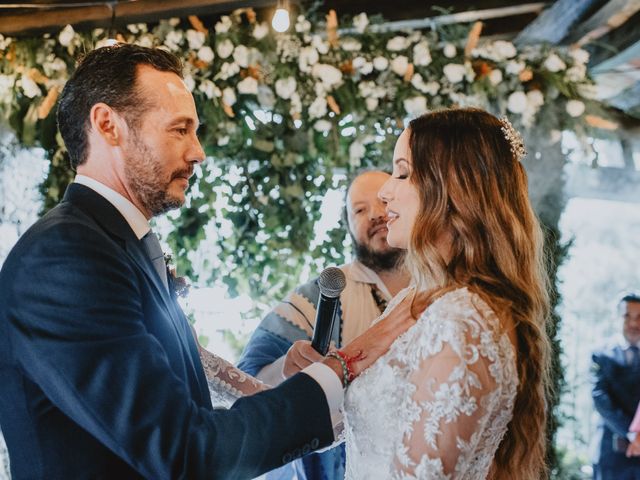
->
[343,287,517,480]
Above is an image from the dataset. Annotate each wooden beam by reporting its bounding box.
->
[606,81,640,118]
[566,0,640,46]
[591,38,640,73]
[514,0,601,45]
[0,0,274,36]
[340,3,547,34]
[587,9,640,65]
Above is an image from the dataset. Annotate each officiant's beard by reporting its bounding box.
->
[352,234,405,273]
[124,133,186,217]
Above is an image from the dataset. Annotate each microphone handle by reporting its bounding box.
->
[311,293,340,355]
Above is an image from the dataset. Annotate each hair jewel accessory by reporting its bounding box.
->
[499,116,527,162]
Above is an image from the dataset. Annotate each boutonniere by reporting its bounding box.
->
[164,253,190,298]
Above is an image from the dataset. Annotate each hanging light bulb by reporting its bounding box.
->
[271,0,290,33]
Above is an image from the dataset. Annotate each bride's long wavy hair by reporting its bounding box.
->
[405,108,551,479]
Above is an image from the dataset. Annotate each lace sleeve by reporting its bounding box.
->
[199,348,270,409]
[391,294,513,478]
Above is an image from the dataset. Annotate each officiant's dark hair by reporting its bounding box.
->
[57,43,183,169]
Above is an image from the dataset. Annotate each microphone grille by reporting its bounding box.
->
[318,267,347,298]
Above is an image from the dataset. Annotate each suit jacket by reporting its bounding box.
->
[591,345,640,469]
[0,184,333,479]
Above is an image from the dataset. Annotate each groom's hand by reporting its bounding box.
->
[283,340,324,378]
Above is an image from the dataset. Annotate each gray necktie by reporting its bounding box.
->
[141,230,168,289]
[629,345,640,368]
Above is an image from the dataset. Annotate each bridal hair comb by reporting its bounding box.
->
[499,116,527,162]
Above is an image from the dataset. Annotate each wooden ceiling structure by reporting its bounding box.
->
[0,0,638,123]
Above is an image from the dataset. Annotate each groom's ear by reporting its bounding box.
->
[89,102,126,146]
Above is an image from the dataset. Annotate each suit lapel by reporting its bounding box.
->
[63,184,199,360]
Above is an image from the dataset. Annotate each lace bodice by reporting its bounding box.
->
[343,287,517,480]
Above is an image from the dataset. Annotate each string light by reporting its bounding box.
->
[271,0,290,33]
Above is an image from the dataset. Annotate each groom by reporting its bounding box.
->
[0,44,410,479]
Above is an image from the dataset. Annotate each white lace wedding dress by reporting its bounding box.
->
[343,287,518,480]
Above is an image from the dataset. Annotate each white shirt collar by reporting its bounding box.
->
[74,175,150,240]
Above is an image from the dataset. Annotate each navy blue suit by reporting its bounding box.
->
[0,184,333,479]
[591,345,640,479]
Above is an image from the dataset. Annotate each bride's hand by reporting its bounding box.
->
[283,340,324,378]
[323,294,416,382]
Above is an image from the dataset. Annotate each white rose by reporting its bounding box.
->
[505,61,525,75]
[257,85,275,109]
[215,16,232,34]
[0,74,14,96]
[413,41,432,66]
[183,75,196,92]
[186,30,205,50]
[312,35,330,55]
[299,46,319,73]
[295,16,311,33]
[403,96,427,117]
[569,48,589,65]
[527,89,544,108]
[197,46,215,63]
[275,77,297,99]
[218,61,240,80]
[222,87,236,106]
[253,22,269,40]
[48,57,67,72]
[550,130,562,144]
[387,36,407,52]
[354,57,373,75]
[237,76,258,95]
[136,35,154,49]
[312,64,342,89]
[164,30,183,51]
[309,96,328,119]
[342,38,362,52]
[58,25,75,47]
[198,80,220,99]
[544,53,566,72]
[443,63,466,84]
[233,45,250,68]
[314,119,332,132]
[20,75,41,98]
[216,39,234,59]
[443,43,457,58]
[168,18,180,27]
[349,140,366,166]
[411,74,439,96]
[489,69,503,86]
[566,99,585,117]
[391,56,409,76]
[373,56,389,71]
[358,81,374,98]
[566,65,586,82]
[492,40,517,60]
[353,13,369,33]
[365,97,379,111]
[507,91,528,114]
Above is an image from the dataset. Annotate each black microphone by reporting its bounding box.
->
[311,267,347,355]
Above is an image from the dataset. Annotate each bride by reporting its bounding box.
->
[340,108,551,479]
[192,107,550,479]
